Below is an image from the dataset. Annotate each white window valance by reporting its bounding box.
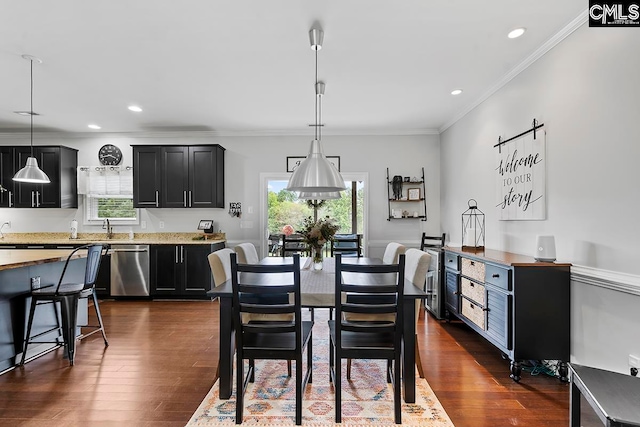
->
[78,166,133,196]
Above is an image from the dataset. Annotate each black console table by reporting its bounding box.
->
[570,363,640,427]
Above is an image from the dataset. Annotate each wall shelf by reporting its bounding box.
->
[386,167,427,221]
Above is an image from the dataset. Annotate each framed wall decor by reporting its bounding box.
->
[408,188,421,200]
[287,156,340,172]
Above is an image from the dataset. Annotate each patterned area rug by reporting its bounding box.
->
[186,318,454,426]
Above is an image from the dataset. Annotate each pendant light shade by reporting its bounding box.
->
[286,26,346,194]
[13,157,50,183]
[13,55,50,184]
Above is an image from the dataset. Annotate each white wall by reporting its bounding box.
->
[440,24,640,373]
[0,133,441,255]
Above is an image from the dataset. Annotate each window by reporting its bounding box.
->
[85,195,139,225]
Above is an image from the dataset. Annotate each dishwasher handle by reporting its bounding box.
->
[111,248,149,253]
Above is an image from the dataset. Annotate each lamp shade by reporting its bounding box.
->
[286,140,346,192]
[13,157,50,183]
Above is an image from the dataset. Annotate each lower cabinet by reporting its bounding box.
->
[150,243,224,298]
[443,248,571,383]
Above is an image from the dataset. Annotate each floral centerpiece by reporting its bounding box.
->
[299,216,340,269]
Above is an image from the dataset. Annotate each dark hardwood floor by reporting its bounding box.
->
[0,300,575,426]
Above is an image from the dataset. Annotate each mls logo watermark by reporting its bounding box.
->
[589,1,640,26]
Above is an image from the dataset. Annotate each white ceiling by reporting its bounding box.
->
[0,1,586,136]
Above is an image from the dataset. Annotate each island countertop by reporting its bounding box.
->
[0,232,226,246]
[0,249,85,272]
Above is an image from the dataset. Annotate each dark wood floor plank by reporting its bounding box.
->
[0,299,571,426]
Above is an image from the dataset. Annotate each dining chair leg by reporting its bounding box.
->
[415,334,424,378]
[335,349,342,423]
[394,357,402,424]
[346,358,352,379]
[295,354,302,425]
[287,360,292,377]
[249,358,255,382]
[236,352,244,423]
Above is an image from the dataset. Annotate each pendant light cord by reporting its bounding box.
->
[30,58,34,157]
[314,48,319,141]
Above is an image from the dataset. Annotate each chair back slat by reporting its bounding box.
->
[335,253,404,347]
[331,234,362,257]
[231,253,303,346]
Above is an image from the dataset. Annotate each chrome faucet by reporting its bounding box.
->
[103,218,113,239]
[0,222,8,239]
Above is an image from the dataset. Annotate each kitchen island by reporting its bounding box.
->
[0,249,89,372]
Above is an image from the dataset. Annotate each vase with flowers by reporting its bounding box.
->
[299,216,339,270]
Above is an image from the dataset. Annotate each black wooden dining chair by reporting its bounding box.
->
[330,234,362,257]
[420,232,445,250]
[230,253,313,425]
[281,233,308,257]
[21,244,107,366]
[329,253,405,424]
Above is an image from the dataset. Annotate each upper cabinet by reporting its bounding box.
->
[132,144,225,209]
[386,167,427,221]
[0,146,78,208]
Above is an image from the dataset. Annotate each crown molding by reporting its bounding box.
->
[439,10,589,134]
[0,127,439,140]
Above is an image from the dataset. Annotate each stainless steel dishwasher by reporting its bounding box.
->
[110,244,150,297]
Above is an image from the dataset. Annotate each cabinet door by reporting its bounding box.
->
[161,146,189,208]
[0,147,13,207]
[13,147,38,207]
[95,253,111,297]
[486,287,511,351]
[133,146,162,208]
[444,269,460,315]
[182,245,213,296]
[150,245,180,295]
[188,146,219,208]
[36,147,61,208]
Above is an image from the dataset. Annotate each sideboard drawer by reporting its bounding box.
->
[444,252,459,271]
[461,257,485,282]
[485,264,511,291]
[461,277,485,306]
[461,297,485,330]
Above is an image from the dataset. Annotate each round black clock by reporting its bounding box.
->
[98,144,123,166]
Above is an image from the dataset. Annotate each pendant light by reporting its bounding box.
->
[286,27,346,193]
[13,55,50,184]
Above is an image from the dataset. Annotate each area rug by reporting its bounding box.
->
[186,320,454,426]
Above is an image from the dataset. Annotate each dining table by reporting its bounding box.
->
[207,256,427,403]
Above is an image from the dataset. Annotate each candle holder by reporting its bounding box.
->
[461,199,485,249]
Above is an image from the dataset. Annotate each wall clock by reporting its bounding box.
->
[98,144,123,166]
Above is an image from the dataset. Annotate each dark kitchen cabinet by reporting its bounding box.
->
[132,146,162,208]
[150,243,224,298]
[11,146,78,208]
[133,144,224,208]
[0,147,13,207]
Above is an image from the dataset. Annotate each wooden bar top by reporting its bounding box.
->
[445,246,571,267]
[0,249,84,272]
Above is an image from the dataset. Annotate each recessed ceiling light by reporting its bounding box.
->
[451,89,463,96]
[128,105,142,112]
[508,28,526,39]
[88,124,101,130]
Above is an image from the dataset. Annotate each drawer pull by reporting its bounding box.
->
[483,308,490,312]
[492,273,500,278]
[469,282,474,287]
[454,291,460,295]
[448,259,453,262]
[470,261,475,266]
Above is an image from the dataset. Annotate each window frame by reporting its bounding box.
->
[83,194,140,226]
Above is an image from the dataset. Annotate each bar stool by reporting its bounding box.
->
[21,244,107,366]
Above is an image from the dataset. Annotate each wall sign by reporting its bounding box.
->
[495,127,546,220]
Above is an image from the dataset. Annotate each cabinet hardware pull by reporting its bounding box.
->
[181,246,184,263]
[454,291,460,295]
[469,283,474,287]
[183,190,187,207]
[31,191,35,207]
[175,246,179,263]
[492,273,500,278]
[36,191,40,207]
[155,190,159,208]
[470,261,475,265]
[8,191,12,207]
[483,308,490,312]
[189,191,192,207]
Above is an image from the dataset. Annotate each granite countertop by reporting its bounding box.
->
[0,249,85,272]
[0,232,226,246]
